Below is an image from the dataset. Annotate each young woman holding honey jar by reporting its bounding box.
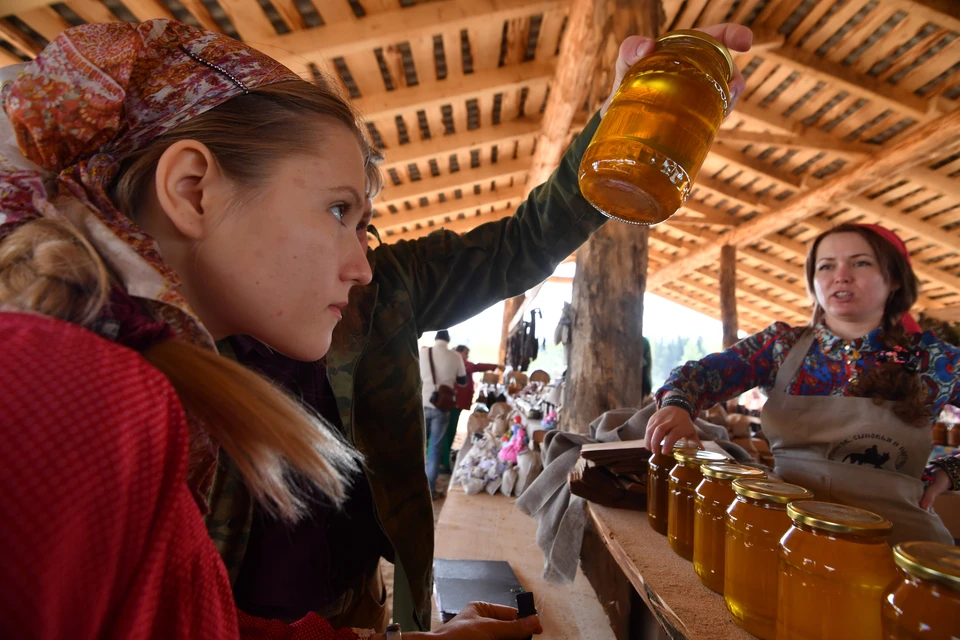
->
[647,223,959,545]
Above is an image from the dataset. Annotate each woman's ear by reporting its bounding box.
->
[153,140,229,240]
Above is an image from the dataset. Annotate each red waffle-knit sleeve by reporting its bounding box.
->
[0,313,359,640]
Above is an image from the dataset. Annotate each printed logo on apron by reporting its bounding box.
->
[828,435,909,471]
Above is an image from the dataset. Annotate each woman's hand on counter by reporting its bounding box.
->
[647,406,702,455]
[400,602,541,640]
[920,467,952,511]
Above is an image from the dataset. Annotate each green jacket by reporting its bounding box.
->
[205,112,605,630]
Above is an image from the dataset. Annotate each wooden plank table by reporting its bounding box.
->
[433,486,616,639]
[586,503,752,640]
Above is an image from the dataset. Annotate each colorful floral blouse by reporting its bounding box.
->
[657,322,960,484]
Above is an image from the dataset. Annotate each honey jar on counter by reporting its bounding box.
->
[693,463,766,594]
[647,452,675,535]
[882,542,960,639]
[578,30,734,225]
[777,501,897,640]
[724,479,813,640]
[666,448,726,560]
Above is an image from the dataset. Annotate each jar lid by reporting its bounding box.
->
[673,447,727,466]
[732,479,814,504]
[657,29,734,81]
[893,542,960,592]
[702,463,766,481]
[787,501,892,537]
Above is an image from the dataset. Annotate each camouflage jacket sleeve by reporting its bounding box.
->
[375,112,606,332]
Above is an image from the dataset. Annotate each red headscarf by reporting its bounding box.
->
[857,224,923,334]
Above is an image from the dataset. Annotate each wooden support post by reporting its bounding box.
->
[499,295,525,367]
[720,245,739,349]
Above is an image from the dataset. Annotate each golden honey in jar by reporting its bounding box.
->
[724,479,813,640]
[647,452,675,535]
[578,30,733,225]
[693,463,765,594]
[777,501,897,640]
[666,448,726,560]
[882,541,960,639]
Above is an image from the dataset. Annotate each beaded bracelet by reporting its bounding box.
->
[930,456,960,492]
[660,394,696,419]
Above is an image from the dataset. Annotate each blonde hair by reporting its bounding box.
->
[0,78,381,521]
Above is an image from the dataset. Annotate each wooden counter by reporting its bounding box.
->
[433,486,616,638]
[586,503,753,640]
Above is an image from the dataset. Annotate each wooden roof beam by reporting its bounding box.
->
[355,61,554,121]
[377,157,531,211]
[376,184,525,232]
[648,109,960,288]
[383,205,517,243]
[694,267,811,321]
[252,0,571,76]
[379,117,541,173]
[744,35,935,120]
[714,129,872,157]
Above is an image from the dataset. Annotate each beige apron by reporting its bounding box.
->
[760,329,952,545]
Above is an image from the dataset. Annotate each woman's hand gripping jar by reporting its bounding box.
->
[882,542,960,639]
[667,447,727,560]
[578,30,734,225]
[693,463,766,594]
[777,501,897,640]
[724,479,813,640]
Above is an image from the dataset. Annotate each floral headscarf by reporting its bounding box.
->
[0,20,299,507]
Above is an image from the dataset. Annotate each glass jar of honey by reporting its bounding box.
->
[724,479,813,640]
[647,452,675,535]
[578,30,734,225]
[667,448,726,560]
[693,463,766,594]
[882,541,960,639]
[777,501,897,640]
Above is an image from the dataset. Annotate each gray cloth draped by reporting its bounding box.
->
[515,403,751,583]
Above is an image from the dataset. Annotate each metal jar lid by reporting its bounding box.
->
[673,447,727,466]
[702,463,766,482]
[893,542,960,592]
[732,478,814,504]
[787,501,893,537]
[656,29,734,81]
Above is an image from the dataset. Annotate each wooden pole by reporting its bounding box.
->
[720,245,739,349]
[499,294,525,367]
[648,108,960,289]
[564,0,663,434]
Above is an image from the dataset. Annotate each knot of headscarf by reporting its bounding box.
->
[857,224,923,334]
[0,19,299,508]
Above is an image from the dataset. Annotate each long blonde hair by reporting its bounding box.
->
[0,79,383,521]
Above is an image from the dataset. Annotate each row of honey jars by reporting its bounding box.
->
[725,479,814,640]
[777,501,897,640]
[882,541,960,639]
[692,463,766,593]
[667,448,727,560]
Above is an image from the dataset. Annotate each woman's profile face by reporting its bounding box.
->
[190,120,372,360]
[813,232,892,329]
